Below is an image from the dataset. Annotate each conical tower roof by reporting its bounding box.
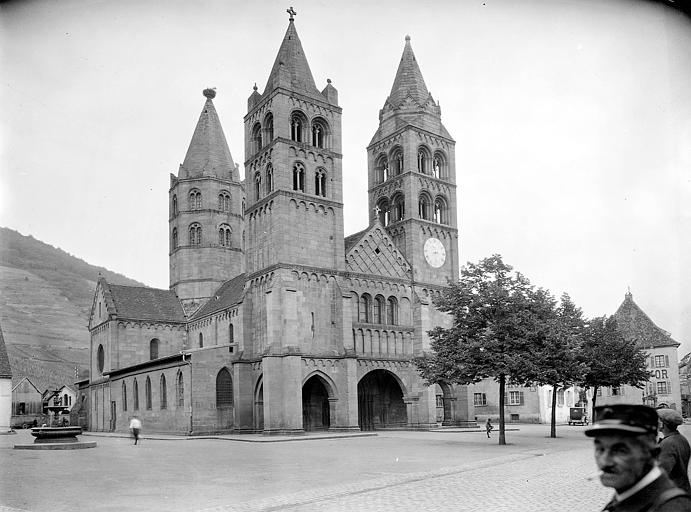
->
[263,16,322,100]
[385,35,432,109]
[180,88,238,181]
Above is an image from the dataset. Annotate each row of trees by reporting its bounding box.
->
[414,255,650,445]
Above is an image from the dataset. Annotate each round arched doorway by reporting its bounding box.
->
[357,370,407,431]
[302,375,331,431]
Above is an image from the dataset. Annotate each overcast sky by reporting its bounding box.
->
[2,0,690,355]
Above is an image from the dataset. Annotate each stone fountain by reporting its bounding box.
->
[14,396,96,450]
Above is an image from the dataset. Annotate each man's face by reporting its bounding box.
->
[593,434,653,493]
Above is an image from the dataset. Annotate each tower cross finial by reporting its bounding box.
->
[287,7,296,21]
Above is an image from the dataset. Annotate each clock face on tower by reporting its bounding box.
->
[423,237,446,268]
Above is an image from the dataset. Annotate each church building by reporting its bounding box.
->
[85,12,466,434]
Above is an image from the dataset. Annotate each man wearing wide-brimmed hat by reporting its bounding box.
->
[585,404,691,511]
[657,408,691,493]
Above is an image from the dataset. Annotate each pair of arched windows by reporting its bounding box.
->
[218,192,230,212]
[128,373,175,411]
[250,114,274,155]
[189,223,202,245]
[418,147,447,178]
[292,163,326,196]
[374,150,404,184]
[189,190,202,210]
[356,294,399,325]
[219,225,232,247]
[290,112,329,149]
[130,377,153,410]
[418,195,449,224]
[377,196,405,225]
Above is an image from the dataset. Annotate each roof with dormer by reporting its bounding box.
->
[344,223,412,280]
[613,291,680,349]
[98,278,186,324]
[179,89,239,181]
[192,274,246,320]
[263,18,324,101]
[0,321,11,379]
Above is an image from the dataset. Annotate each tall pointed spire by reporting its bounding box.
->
[263,13,322,99]
[385,35,433,109]
[180,88,238,181]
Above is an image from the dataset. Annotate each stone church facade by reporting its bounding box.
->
[85,14,468,434]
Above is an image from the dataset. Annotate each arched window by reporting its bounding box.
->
[160,374,167,410]
[418,194,431,220]
[433,152,446,179]
[266,164,274,194]
[391,148,404,175]
[145,377,152,410]
[97,344,104,373]
[358,293,371,323]
[122,382,127,411]
[189,223,202,245]
[255,172,262,200]
[133,378,139,410]
[172,195,178,216]
[376,155,389,183]
[216,368,233,407]
[189,189,202,210]
[315,168,326,197]
[387,297,398,325]
[376,199,390,226]
[251,122,262,153]
[264,113,274,143]
[434,197,448,224]
[229,323,234,344]
[417,146,431,174]
[218,191,230,212]
[392,194,405,222]
[176,371,184,407]
[374,295,385,324]
[172,228,178,250]
[312,118,328,148]
[150,338,159,360]
[218,224,232,247]
[199,333,204,348]
[293,162,305,192]
[290,112,305,143]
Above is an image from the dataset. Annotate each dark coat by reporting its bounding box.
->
[602,472,691,511]
[659,431,691,493]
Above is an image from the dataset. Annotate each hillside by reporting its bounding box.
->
[0,227,146,391]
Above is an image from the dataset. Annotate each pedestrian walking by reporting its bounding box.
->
[585,404,691,511]
[129,415,142,445]
[485,418,493,438]
[657,408,691,493]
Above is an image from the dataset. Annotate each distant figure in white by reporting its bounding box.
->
[129,415,142,445]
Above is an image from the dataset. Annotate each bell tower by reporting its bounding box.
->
[169,88,245,315]
[367,36,458,286]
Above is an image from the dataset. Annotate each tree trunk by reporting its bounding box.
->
[591,385,598,421]
[498,374,506,445]
[550,383,558,438]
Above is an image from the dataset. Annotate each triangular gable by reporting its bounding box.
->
[89,277,116,330]
[614,292,680,349]
[12,376,41,394]
[345,224,411,279]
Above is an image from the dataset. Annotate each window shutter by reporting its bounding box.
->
[668,381,672,393]
[519,391,524,405]
[650,357,655,368]
[665,355,670,367]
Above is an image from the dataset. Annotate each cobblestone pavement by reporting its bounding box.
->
[5,424,684,512]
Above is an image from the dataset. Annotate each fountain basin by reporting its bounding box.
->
[14,426,96,450]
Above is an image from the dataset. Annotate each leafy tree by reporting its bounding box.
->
[415,255,546,445]
[529,292,587,438]
[578,316,651,417]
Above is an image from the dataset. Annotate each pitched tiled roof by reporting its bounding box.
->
[613,292,680,349]
[344,228,368,254]
[180,90,238,181]
[263,19,323,101]
[0,322,12,378]
[106,282,186,323]
[192,274,246,320]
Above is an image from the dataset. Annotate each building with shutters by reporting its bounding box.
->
[83,11,470,434]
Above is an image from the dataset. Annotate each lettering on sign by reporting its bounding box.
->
[654,369,669,379]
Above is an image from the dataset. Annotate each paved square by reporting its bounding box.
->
[4,424,685,511]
